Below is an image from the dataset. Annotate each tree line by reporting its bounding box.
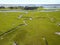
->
[0,6,44,10]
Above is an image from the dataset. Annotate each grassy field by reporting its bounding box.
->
[0,11,60,45]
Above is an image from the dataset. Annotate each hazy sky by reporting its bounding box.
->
[0,0,60,4]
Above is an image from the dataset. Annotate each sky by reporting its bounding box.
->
[0,0,60,4]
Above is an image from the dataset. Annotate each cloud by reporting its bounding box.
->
[0,0,60,4]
